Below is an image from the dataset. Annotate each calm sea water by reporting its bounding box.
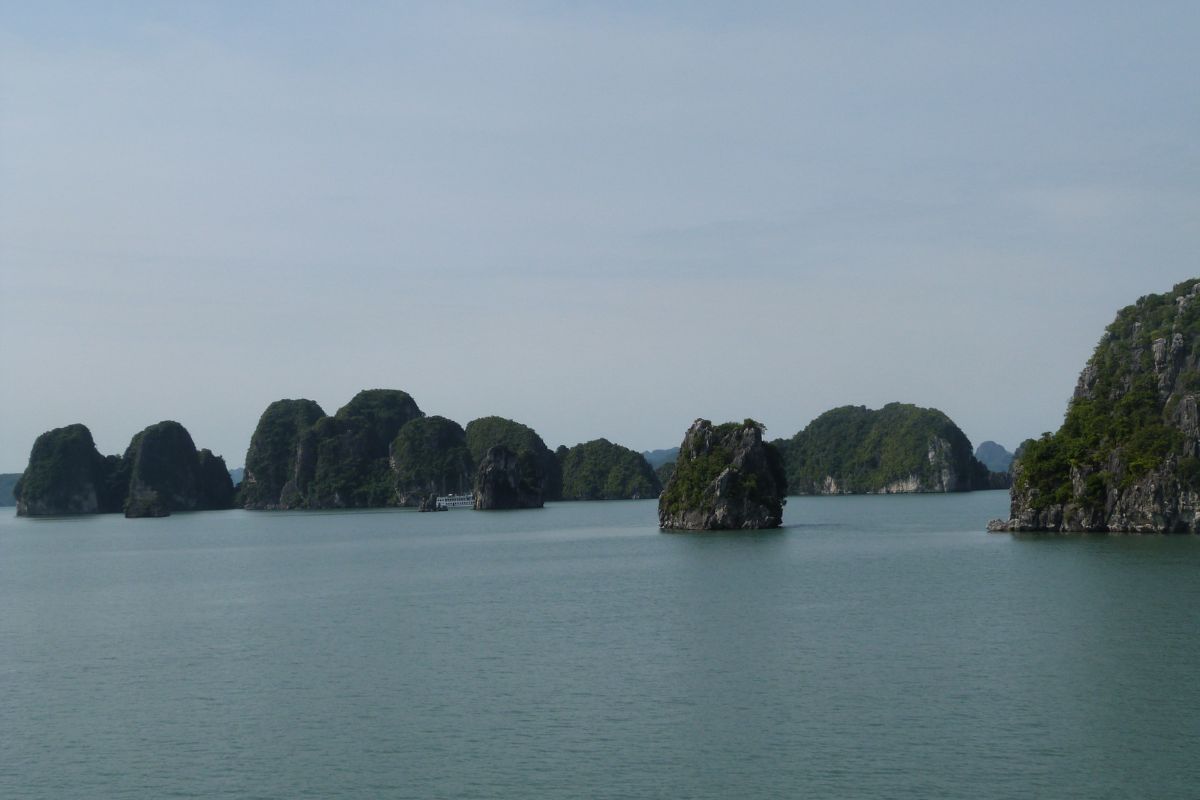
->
[2,493,1199,799]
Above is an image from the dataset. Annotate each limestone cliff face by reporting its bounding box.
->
[122,421,234,517]
[473,445,544,509]
[775,403,990,495]
[658,419,786,530]
[15,424,124,516]
[991,279,1200,533]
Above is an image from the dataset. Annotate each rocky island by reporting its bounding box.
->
[773,403,995,494]
[658,419,787,530]
[235,393,562,512]
[473,445,544,509]
[990,278,1200,533]
[240,390,423,509]
[14,421,233,517]
[465,416,560,509]
[122,421,234,517]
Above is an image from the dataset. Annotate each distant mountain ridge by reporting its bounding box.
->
[0,473,19,507]
[641,448,679,469]
[974,441,1014,473]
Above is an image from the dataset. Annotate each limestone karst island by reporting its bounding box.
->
[990,278,1200,533]
[12,278,1200,533]
[12,394,1006,528]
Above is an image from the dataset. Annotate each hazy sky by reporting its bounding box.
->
[3,2,1199,472]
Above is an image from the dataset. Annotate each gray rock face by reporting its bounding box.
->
[992,278,1200,533]
[658,419,787,530]
[473,446,544,510]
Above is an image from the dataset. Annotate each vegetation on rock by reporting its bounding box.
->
[996,279,1200,532]
[241,390,424,509]
[659,419,786,530]
[558,439,661,500]
[465,416,561,502]
[15,424,124,516]
[391,416,473,504]
[122,421,234,517]
[241,399,326,509]
[774,403,990,494]
[16,421,233,517]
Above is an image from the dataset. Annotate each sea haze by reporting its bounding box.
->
[3,494,1199,799]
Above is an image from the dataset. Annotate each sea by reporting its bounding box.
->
[3,492,1199,799]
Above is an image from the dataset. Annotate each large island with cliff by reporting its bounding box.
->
[991,278,1200,533]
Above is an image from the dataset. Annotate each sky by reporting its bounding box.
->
[2,1,1199,472]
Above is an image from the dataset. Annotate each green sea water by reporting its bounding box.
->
[2,493,1198,798]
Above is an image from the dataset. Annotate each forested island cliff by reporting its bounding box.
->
[991,278,1200,533]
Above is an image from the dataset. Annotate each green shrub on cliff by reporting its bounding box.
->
[559,439,661,500]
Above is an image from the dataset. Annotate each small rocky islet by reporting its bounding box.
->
[658,418,787,530]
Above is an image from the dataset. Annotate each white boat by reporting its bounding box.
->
[435,493,474,510]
